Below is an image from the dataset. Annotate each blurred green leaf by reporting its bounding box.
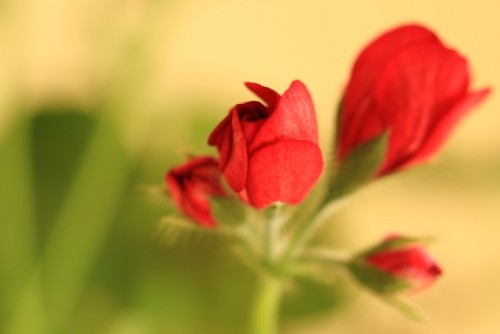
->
[39,111,131,333]
[0,115,39,333]
[31,109,97,244]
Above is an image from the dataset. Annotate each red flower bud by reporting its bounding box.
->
[166,156,226,227]
[208,80,323,209]
[349,236,442,295]
[337,24,490,176]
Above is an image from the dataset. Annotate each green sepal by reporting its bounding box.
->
[333,99,343,150]
[349,257,428,322]
[359,235,434,256]
[347,258,413,295]
[328,132,389,200]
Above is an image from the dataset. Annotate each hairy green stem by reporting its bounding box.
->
[299,248,350,266]
[265,204,284,264]
[249,275,282,334]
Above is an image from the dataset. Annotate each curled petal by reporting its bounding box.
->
[251,80,319,151]
[245,82,281,111]
[222,109,248,192]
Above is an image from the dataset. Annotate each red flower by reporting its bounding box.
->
[337,24,490,175]
[208,80,323,209]
[166,156,226,227]
[367,244,442,293]
[350,236,442,294]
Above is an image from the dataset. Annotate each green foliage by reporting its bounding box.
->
[31,109,98,243]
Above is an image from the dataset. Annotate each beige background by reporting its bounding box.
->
[1,1,499,333]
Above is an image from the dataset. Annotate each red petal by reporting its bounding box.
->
[402,88,491,169]
[250,80,319,151]
[245,139,323,209]
[208,112,231,146]
[245,82,281,111]
[221,109,248,192]
[374,43,470,173]
[339,24,441,159]
[182,187,217,227]
[208,112,234,171]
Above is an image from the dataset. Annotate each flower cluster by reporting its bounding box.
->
[164,23,489,320]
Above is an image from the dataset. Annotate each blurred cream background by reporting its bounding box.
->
[1,0,499,333]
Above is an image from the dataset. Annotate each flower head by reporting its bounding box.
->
[208,80,323,209]
[337,24,490,176]
[349,235,442,295]
[166,156,226,227]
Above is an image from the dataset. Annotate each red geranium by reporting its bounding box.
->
[337,24,490,175]
[350,235,442,294]
[366,240,442,293]
[208,80,323,209]
[166,156,226,227]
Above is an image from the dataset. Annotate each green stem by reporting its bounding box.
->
[265,204,283,263]
[249,275,282,334]
[298,248,350,266]
[280,198,347,268]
